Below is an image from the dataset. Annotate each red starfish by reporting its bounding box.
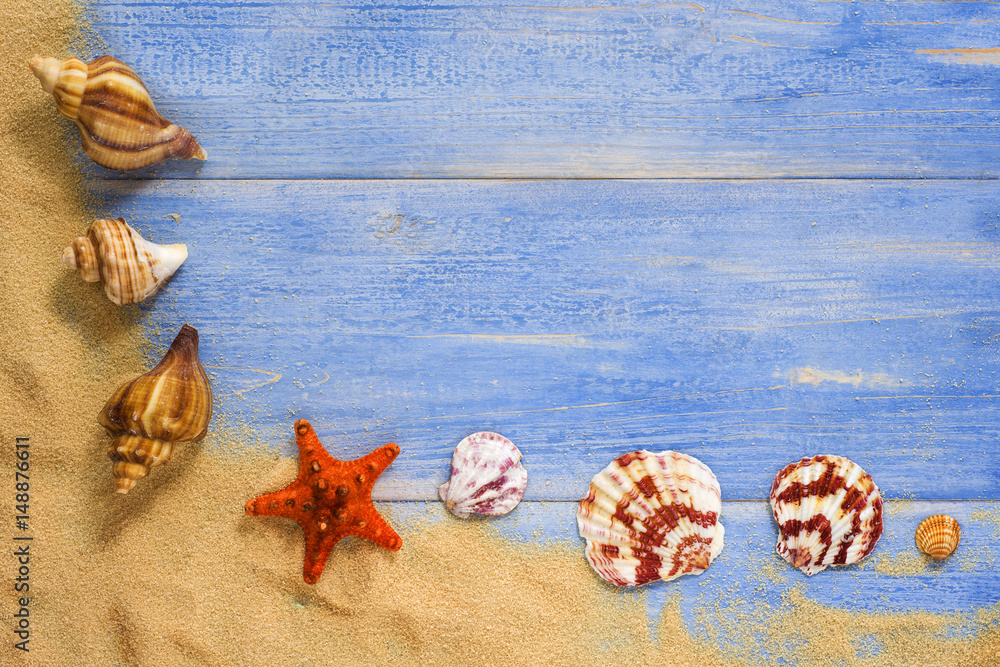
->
[245,419,402,584]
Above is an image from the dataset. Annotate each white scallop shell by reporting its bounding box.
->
[576,450,725,587]
[438,432,527,518]
[769,455,883,576]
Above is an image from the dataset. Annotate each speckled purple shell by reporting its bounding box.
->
[438,432,527,518]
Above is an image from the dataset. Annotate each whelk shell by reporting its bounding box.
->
[29,55,207,170]
[438,432,527,518]
[99,324,212,493]
[63,217,187,305]
[770,455,883,576]
[915,515,960,561]
[576,450,725,587]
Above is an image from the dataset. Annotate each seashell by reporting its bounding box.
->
[769,455,883,576]
[438,432,527,518]
[63,217,187,305]
[29,55,207,170]
[915,515,961,560]
[576,450,725,587]
[99,324,212,494]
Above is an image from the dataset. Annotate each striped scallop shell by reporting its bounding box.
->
[770,455,883,576]
[915,515,960,560]
[63,218,187,305]
[577,450,724,587]
[438,432,527,518]
[29,56,206,170]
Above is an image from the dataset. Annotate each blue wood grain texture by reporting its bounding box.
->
[71,0,1000,638]
[79,0,1000,179]
[95,178,1000,501]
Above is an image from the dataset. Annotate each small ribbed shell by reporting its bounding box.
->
[770,455,883,576]
[915,515,961,561]
[63,217,187,305]
[438,432,527,518]
[29,55,206,170]
[99,324,212,493]
[577,450,725,587]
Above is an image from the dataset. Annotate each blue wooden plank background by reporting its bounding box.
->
[83,0,1000,179]
[100,178,1000,501]
[62,0,1000,651]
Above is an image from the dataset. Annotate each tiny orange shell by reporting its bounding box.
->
[915,514,961,561]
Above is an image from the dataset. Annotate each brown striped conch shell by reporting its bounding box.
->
[770,455,883,576]
[63,217,187,305]
[576,450,725,587]
[439,432,527,518]
[29,55,206,170]
[99,324,212,494]
[915,514,960,561]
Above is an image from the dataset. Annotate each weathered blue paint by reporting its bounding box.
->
[96,179,1000,501]
[79,0,1000,179]
[70,0,1000,641]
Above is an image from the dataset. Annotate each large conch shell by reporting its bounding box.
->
[99,324,212,493]
[438,431,528,518]
[770,455,883,576]
[576,450,725,587]
[29,55,207,170]
[63,217,187,305]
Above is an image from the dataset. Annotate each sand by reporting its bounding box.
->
[1,2,998,665]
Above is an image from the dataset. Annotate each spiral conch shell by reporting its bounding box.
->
[63,217,187,305]
[577,450,725,587]
[29,55,206,170]
[915,515,961,561]
[99,324,212,494]
[438,432,528,518]
[770,455,883,576]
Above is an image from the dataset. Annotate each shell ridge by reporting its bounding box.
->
[577,450,723,587]
[440,432,526,518]
[769,455,882,576]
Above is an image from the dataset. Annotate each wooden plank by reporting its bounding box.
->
[76,0,1000,179]
[385,499,1000,617]
[93,178,1000,501]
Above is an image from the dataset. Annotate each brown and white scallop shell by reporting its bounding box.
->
[915,515,960,560]
[30,55,206,170]
[576,450,725,587]
[438,432,527,518]
[63,217,187,305]
[769,455,883,576]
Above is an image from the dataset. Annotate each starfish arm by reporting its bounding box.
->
[245,488,300,521]
[352,508,402,552]
[301,528,344,585]
[293,419,333,478]
[354,442,400,483]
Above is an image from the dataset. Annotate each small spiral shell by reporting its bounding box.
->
[915,515,961,561]
[63,217,187,305]
[30,55,206,170]
[99,324,212,493]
